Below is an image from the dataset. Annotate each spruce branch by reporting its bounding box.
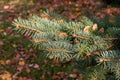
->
[13,18,44,34]
[13,10,120,80]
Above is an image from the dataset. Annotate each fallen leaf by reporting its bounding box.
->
[13,71,21,79]
[69,74,77,78]
[33,64,39,69]
[0,29,4,33]
[4,5,10,9]
[18,61,25,66]
[25,65,31,73]
[18,77,27,80]
[52,75,59,80]
[0,41,4,46]
[57,72,64,75]
[0,60,5,65]
[5,60,11,65]
[17,66,23,72]
[28,64,33,67]
[0,71,12,80]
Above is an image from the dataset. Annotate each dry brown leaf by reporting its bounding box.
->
[5,60,11,65]
[0,71,12,80]
[52,75,59,80]
[33,64,40,69]
[3,5,10,9]
[18,77,28,80]
[18,61,25,66]
[57,72,64,75]
[69,74,77,78]
[0,29,4,33]
[0,41,4,46]
[0,60,5,65]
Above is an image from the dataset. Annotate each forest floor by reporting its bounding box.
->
[0,0,120,80]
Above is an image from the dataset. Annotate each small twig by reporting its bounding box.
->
[46,48,71,53]
[103,38,120,40]
[99,58,120,63]
[72,34,91,40]
[32,39,51,43]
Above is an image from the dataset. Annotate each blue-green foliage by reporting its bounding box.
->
[13,10,120,80]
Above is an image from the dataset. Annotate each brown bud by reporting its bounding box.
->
[57,19,64,23]
[84,26,91,32]
[49,55,53,59]
[59,32,68,37]
[92,23,98,31]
